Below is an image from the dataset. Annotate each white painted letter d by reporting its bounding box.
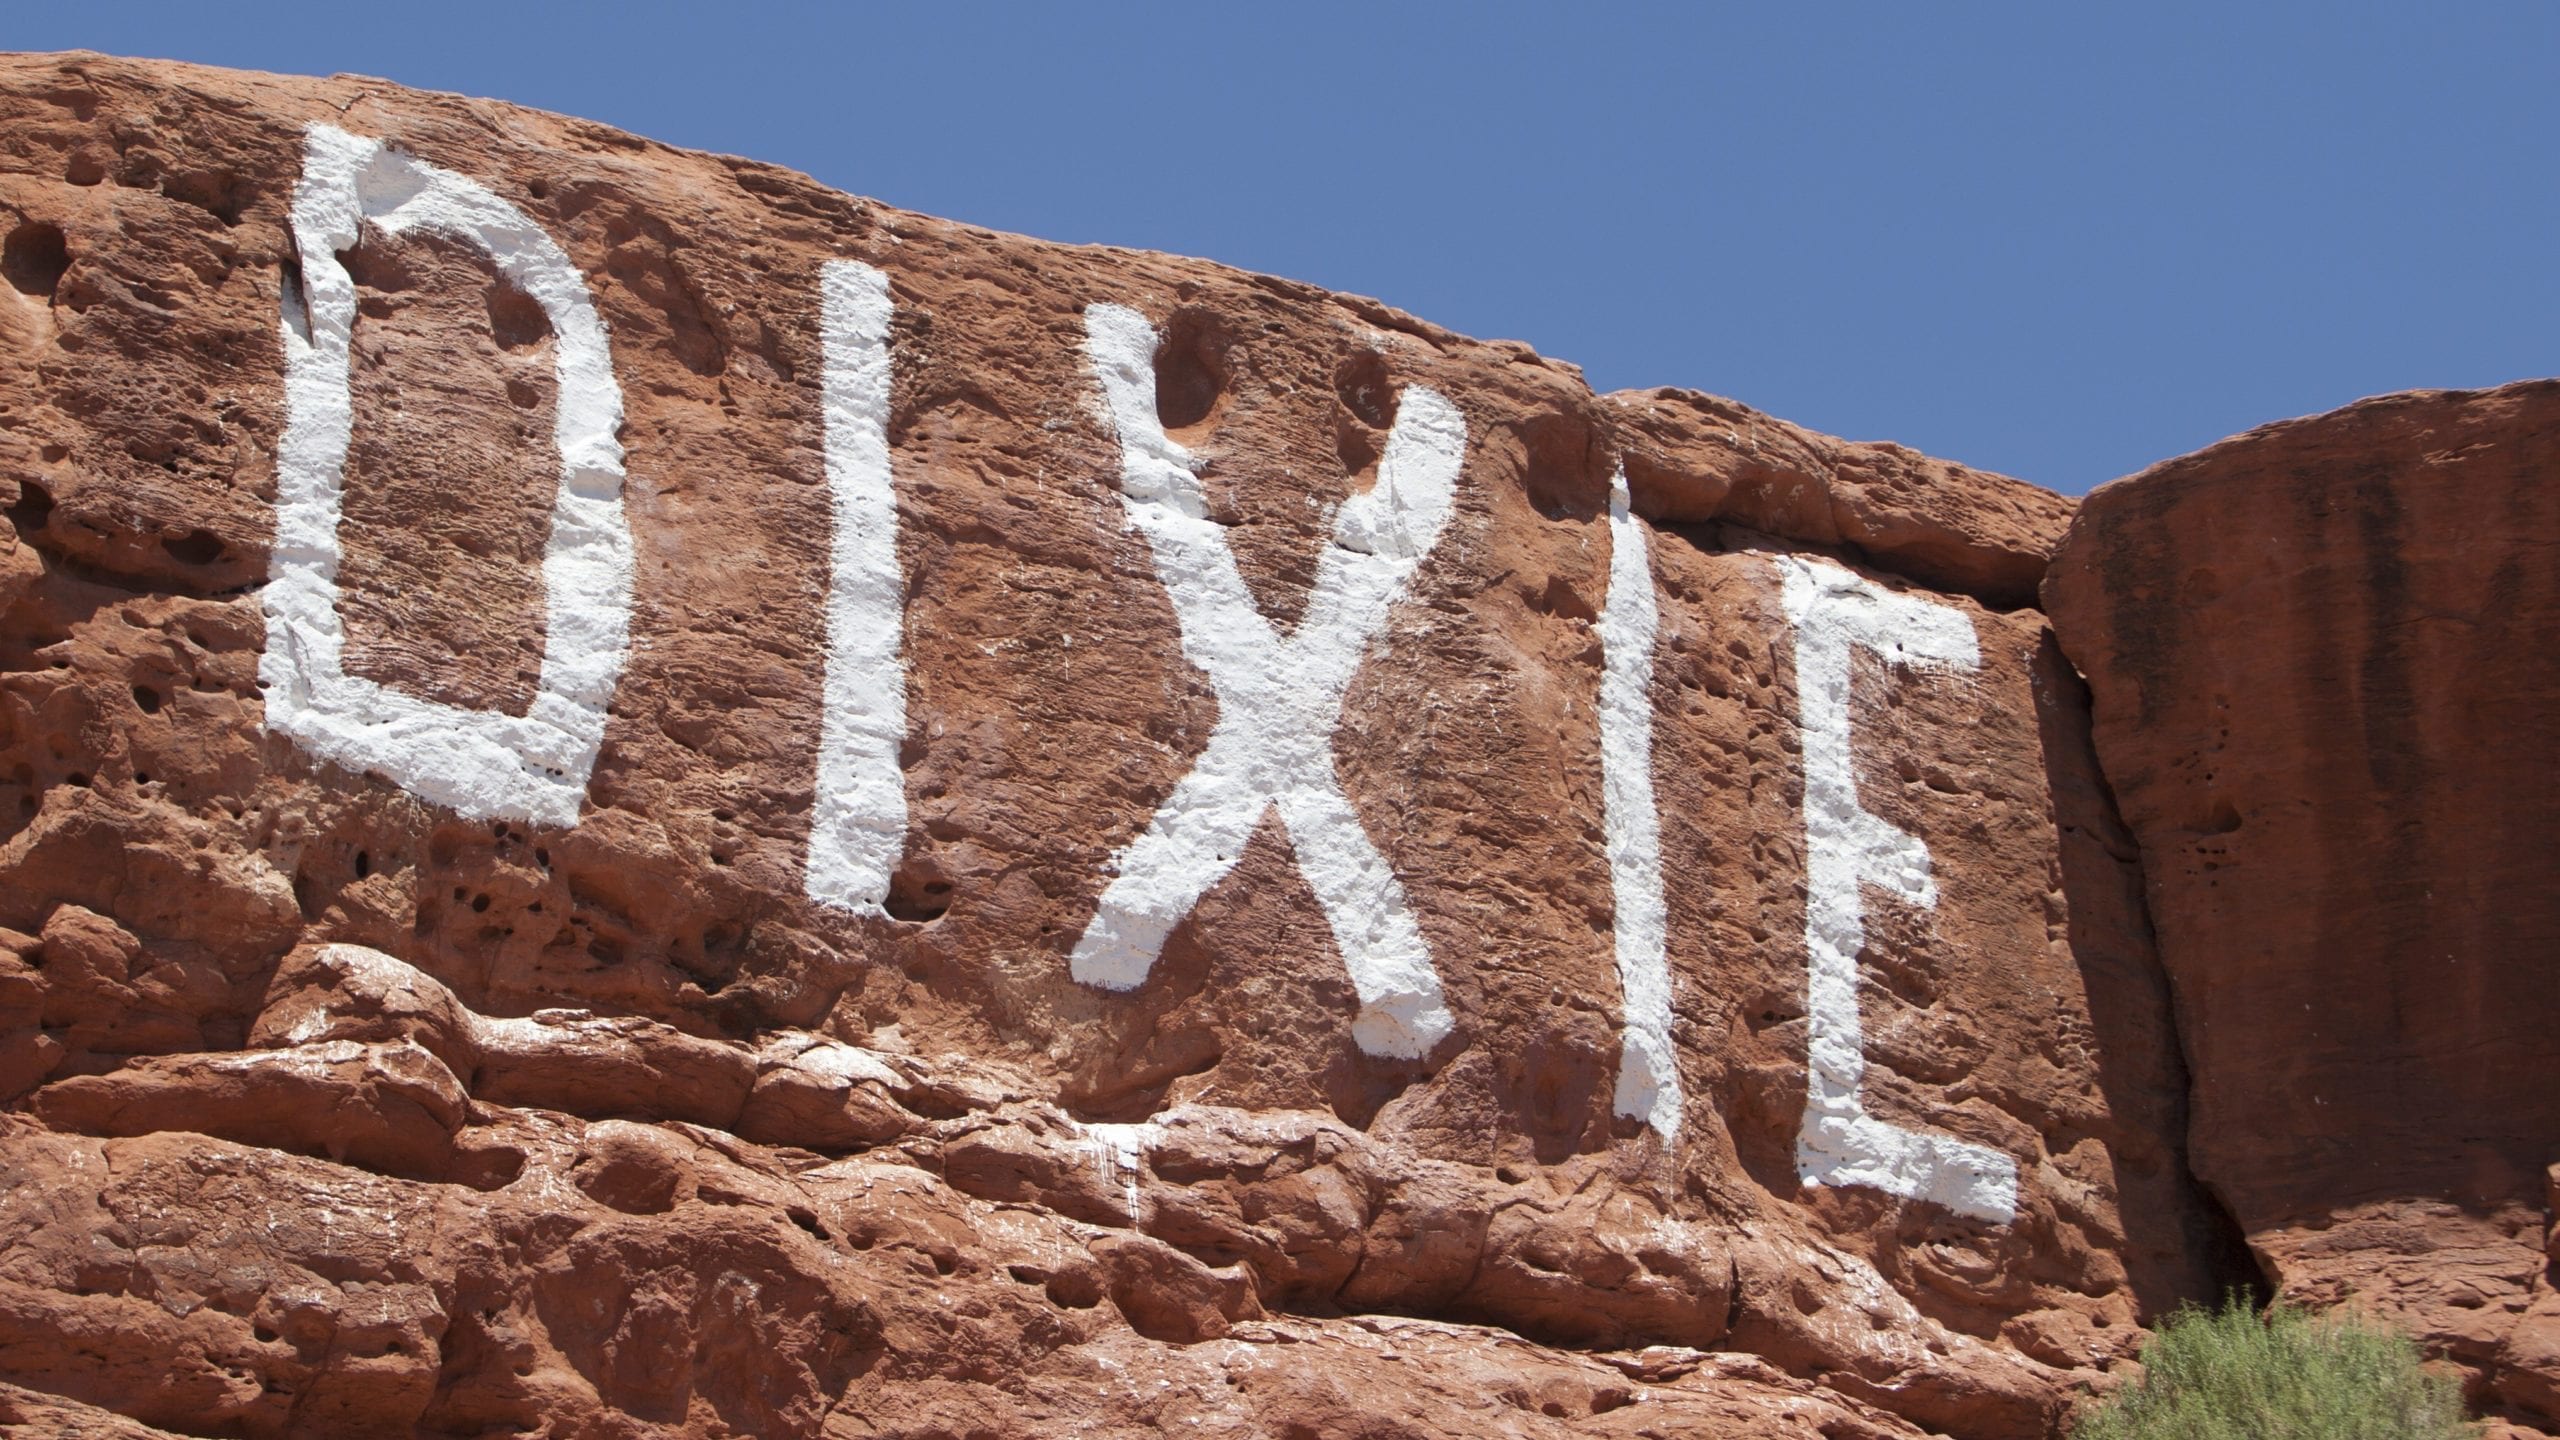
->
[263,124,633,828]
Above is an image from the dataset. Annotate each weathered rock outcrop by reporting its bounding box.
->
[2045,380,2560,1426]
[1,48,2545,1440]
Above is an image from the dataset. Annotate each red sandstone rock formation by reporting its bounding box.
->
[2045,380,2560,1428]
[0,48,2544,1440]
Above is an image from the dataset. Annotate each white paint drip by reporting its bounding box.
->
[1071,303,1461,1060]
[1597,468,1682,1137]
[262,124,633,828]
[1072,1120,1163,1227]
[1777,554,2018,1225]
[803,259,908,915]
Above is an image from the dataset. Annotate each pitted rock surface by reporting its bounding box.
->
[0,49,2545,1440]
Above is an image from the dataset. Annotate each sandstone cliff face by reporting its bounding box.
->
[0,49,2538,1440]
[2045,380,2560,1426]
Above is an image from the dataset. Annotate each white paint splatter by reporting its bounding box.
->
[211,1039,377,1077]
[263,124,632,828]
[1597,468,1681,1137]
[1073,1120,1164,1227]
[803,259,908,915]
[1777,554,2018,1224]
[1071,304,1461,1060]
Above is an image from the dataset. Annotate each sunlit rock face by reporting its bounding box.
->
[2045,381,2560,1429]
[0,49,2545,1440]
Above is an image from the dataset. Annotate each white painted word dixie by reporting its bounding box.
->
[258,125,2018,1224]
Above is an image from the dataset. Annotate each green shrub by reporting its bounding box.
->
[2073,1298,2474,1440]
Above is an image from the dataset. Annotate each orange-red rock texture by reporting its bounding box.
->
[2044,381,2560,1428]
[0,51,2547,1439]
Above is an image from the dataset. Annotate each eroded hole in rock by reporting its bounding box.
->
[1518,410,1606,522]
[486,279,552,351]
[159,528,226,565]
[6,479,53,534]
[64,154,105,187]
[673,922,744,997]
[3,222,70,300]
[884,859,953,923]
[160,169,250,227]
[1334,349,1395,430]
[130,684,162,715]
[1043,1269,1102,1310]
[1152,310,1232,432]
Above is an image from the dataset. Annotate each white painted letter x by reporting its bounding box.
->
[1073,304,1462,1060]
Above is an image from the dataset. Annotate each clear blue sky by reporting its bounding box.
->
[15,3,2555,494]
